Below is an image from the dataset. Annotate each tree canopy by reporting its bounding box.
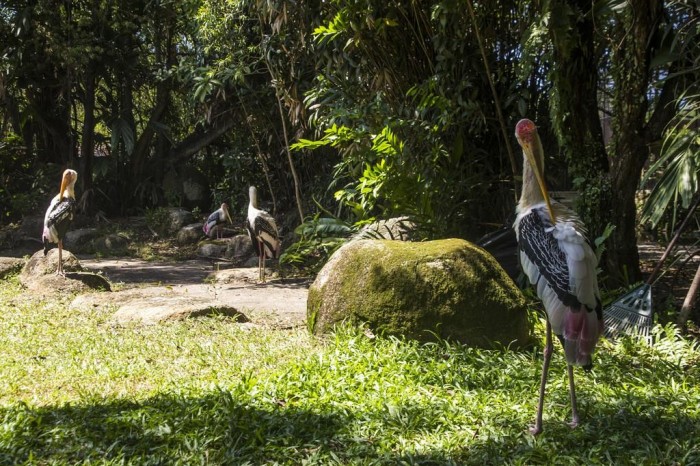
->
[2,0,699,284]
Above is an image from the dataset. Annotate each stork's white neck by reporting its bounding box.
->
[517,157,545,212]
[249,186,258,209]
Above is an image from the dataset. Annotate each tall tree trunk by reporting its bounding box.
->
[131,16,175,183]
[80,65,96,215]
[546,0,610,242]
[608,0,665,284]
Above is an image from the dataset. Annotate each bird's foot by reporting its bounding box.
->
[55,270,66,278]
[528,423,543,436]
[567,417,579,429]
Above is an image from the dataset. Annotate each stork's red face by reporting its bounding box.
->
[514,118,556,223]
[515,118,537,144]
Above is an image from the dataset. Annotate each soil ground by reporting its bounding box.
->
[2,238,698,331]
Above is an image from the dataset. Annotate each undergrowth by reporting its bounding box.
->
[1,274,699,465]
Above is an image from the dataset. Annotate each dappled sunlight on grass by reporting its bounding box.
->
[1,274,699,464]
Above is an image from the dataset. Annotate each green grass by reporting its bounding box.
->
[1,274,699,465]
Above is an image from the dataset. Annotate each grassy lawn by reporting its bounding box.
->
[1,272,699,465]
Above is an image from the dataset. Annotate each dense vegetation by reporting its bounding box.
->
[0,274,699,464]
[1,1,699,277]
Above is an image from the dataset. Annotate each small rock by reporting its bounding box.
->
[0,257,25,279]
[225,234,255,262]
[92,234,130,254]
[197,242,228,258]
[178,223,205,245]
[166,208,195,234]
[65,228,101,250]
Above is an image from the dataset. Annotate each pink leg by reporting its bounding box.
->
[530,320,553,435]
[57,240,65,276]
[567,364,579,428]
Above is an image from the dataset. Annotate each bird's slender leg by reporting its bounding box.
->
[262,254,266,282]
[567,364,580,428]
[57,241,65,277]
[257,241,263,282]
[530,320,553,435]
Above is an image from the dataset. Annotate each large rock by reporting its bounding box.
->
[307,238,530,347]
[20,250,111,293]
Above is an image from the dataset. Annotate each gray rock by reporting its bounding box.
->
[197,241,228,258]
[166,208,195,234]
[308,238,531,347]
[92,234,130,254]
[178,223,205,245]
[225,234,255,262]
[19,250,111,293]
[19,215,44,238]
[65,228,101,250]
[0,257,25,279]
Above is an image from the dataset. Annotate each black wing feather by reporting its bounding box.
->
[518,209,581,308]
[47,198,75,229]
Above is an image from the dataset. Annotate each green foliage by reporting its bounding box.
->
[642,93,700,227]
[594,222,616,262]
[1,277,700,464]
[144,207,172,237]
[280,214,355,272]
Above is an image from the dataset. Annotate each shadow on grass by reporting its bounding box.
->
[1,390,456,464]
[2,388,698,465]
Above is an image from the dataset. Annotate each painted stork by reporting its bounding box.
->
[43,169,78,276]
[513,119,603,435]
[245,186,281,282]
[203,202,233,239]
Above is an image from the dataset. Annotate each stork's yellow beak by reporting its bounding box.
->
[517,129,556,224]
[59,171,70,200]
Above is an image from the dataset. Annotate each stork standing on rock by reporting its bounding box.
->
[245,186,281,282]
[513,119,603,435]
[43,169,78,276]
[204,202,233,239]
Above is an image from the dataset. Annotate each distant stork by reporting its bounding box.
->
[43,169,78,276]
[513,119,603,435]
[245,186,281,282]
[203,203,233,239]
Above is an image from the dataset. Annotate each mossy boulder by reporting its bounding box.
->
[307,238,531,347]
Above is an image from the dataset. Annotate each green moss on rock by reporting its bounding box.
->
[307,239,531,347]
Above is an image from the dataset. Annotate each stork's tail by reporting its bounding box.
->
[562,306,602,370]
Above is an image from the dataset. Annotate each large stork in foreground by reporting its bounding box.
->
[513,119,603,435]
[43,169,78,276]
[245,186,281,282]
[203,203,233,239]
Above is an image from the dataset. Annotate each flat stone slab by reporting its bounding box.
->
[70,258,309,327]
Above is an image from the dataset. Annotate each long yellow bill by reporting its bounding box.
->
[59,171,69,200]
[523,143,556,224]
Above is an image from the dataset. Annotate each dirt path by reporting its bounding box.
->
[77,257,311,328]
[4,254,311,329]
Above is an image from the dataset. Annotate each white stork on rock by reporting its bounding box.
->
[43,169,78,276]
[245,186,281,282]
[203,202,233,239]
[513,119,603,435]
